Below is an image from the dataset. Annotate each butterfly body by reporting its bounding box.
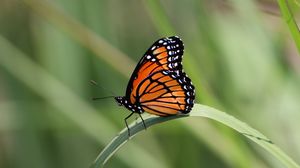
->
[116,36,195,120]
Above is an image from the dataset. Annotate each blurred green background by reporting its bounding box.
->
[1,0,300,167]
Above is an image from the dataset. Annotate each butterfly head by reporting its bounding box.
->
[115,96,144,113]
[115,96,125,106]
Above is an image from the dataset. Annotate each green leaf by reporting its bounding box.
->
[91,104,300,168]
[277,0,300,54]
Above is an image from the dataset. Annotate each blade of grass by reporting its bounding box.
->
[277,0,300,54]
[143,0,175,35]
[92,104,300,168]
[0,36,169,168]
[22,0,135,77]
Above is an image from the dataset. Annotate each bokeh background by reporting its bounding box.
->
[1,0,300,167]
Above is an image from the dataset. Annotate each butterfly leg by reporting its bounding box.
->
[138,113,147,130]
[124,112,134,137]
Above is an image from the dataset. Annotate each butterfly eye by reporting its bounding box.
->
[114,96,123,106]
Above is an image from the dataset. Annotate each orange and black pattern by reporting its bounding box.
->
[115,36,195,116]
[139,70,194,116]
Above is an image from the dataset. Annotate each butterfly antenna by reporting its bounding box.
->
[92,96,115,100]
[90,80,116,96]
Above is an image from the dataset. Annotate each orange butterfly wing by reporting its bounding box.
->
[138,70,195,116]
[125,36,195,116]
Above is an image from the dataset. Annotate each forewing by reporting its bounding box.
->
[126,36,185,104]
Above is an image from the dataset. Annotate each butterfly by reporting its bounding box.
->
[115,36,195,135]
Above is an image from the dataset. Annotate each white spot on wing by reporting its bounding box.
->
[162,71,168,75]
